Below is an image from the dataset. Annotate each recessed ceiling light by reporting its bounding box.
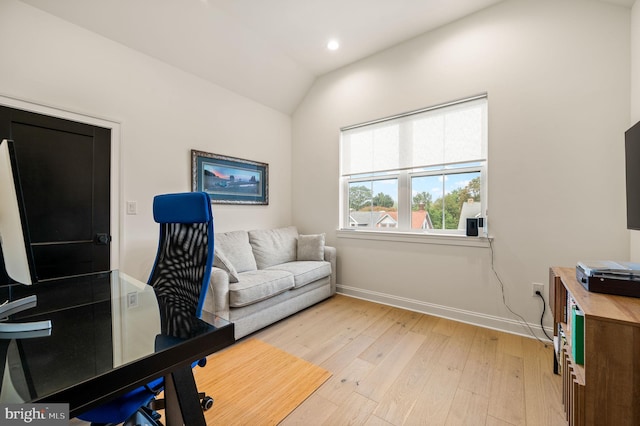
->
[327,40,340,51]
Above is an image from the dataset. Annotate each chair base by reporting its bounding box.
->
[89,406,163,426]
[149,392,214,412]
[123,406,163,426]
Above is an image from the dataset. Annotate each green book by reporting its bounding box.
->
[571,306,585,365]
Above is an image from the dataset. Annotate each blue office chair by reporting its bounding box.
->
[77,192,215,426]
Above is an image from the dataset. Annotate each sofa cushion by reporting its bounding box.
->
[215,230,257,273]
[229,270,294,307]
[213,248,239,283]
[297,234,325,261]
[248,226,298,269]
[267,261,331,289]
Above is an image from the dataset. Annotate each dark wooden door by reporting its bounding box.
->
[0,106,111,282]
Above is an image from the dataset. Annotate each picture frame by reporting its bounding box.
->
[191,150,269,205]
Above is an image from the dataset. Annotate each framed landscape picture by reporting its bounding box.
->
[191,150,269,205]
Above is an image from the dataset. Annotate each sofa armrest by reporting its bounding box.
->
[203,267,230,321]
[324,245,337,294]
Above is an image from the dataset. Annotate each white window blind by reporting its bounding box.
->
[341,96,487,176]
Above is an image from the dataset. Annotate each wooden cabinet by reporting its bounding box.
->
[549,267,640,426]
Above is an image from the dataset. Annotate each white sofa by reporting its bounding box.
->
[204,226,336,339]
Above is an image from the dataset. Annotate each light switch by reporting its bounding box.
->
[126,201,137,215]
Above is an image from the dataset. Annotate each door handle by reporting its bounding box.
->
[94,233,111,245]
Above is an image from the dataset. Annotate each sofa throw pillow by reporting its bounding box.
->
[214,230,258,273]
[213,248,239,283]
[248,226,298,269]
[297,234,325,261]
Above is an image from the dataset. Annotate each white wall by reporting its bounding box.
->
[292,0,631,336]
[632,1,640,123]
[0,0,293,281]
[629,1,640,259]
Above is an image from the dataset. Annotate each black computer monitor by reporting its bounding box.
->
[0,139,50,332]
[0,139,37,285]
[625,121,640,230]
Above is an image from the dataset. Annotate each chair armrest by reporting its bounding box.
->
[203,267,230,320]
[324,246,337,294]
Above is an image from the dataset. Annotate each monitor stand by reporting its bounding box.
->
[0,295,52,333]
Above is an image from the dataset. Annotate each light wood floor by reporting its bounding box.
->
[70,294,565,425]
[250,294,566,426]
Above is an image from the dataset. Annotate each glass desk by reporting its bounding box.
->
[0,270,235,425]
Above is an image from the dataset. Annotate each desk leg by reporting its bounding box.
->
[164,366,206,426]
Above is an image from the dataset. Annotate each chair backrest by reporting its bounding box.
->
[148,192,214,319]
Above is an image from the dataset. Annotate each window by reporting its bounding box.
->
[340,95,487,236]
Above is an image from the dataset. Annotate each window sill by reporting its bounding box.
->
[336,229,491,248]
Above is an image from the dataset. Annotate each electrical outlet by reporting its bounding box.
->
[532,282,544,297]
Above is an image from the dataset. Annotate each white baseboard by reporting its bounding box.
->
[336,284,553,342]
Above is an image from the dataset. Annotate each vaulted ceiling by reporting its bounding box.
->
[19,0,636,114]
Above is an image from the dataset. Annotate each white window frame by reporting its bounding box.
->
[339,94,488,242]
